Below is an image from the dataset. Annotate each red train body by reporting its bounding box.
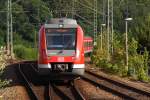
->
[84,37,93,53]
[38,18,93,77]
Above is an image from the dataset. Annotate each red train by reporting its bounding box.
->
[38,18,93,77]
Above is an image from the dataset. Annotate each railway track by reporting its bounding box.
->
[18,64,38,100]
[17,61,150,99]
[81,70,150,100]
[47,81,85,100]
[18,63,85,100]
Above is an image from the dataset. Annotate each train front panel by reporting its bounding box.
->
[38,18,85,76]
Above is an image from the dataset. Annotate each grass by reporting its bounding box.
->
[14,44,38,60]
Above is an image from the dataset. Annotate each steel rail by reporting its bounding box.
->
[81,74,136,100]
[18,64,38,100]
[18,62,85,100]
[44,83,51,100]
[51,84,71,100]
[70,79,85,100]
[85,70,150,97]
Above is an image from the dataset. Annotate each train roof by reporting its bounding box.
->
[47,18,77,25]
[45,18,78,28]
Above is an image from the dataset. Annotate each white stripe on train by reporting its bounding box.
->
[38,64,85,69]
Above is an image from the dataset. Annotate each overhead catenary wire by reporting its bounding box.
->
[72,0,75,19]
[75,13,93,25]
[76,0,104,16]
[83,0,93,8]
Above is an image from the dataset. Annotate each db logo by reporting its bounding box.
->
[58,57,64,62]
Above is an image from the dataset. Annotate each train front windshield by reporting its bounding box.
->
[46,28,76,50]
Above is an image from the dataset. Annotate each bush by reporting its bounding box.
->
[91,34,150,82]
[128,38,149,82]
[14,45,37,60]
[0,80,9,88]
[129,51,149,81]
[0,50,10,88]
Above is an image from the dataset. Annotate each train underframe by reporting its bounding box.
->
[38,63,85,79]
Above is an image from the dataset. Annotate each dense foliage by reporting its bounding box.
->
[14,45,37,60]
[92,34,149,82]
[0,0,149,48]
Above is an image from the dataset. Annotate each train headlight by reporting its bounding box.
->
[76,49,80,59]
[59,24,63,28]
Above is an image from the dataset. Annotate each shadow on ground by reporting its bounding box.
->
[1,61,37,86]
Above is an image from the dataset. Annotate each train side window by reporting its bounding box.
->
[86,42,88,47]
[84,41,86,47]
[88,42,90,47]
[90,42,92,47]
[84,41,87,47]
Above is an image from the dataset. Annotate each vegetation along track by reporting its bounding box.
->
[80,70,150,100]
[18,62,85,100]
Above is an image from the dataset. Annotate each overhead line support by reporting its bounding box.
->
[107,0,110,60]
[94,0,97,45]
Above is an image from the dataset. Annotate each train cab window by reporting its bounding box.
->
[46,28,76,50]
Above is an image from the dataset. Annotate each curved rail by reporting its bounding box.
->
[70,80,85,100]
[47,80,85,100]
[86,70,150,96]
[18,62,85,100]
[18,64,38,100]
[81,75,135,99]
[81,70,150,100]
[51,83,72,100]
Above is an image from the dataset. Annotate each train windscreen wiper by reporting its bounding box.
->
[58,39,73,54]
